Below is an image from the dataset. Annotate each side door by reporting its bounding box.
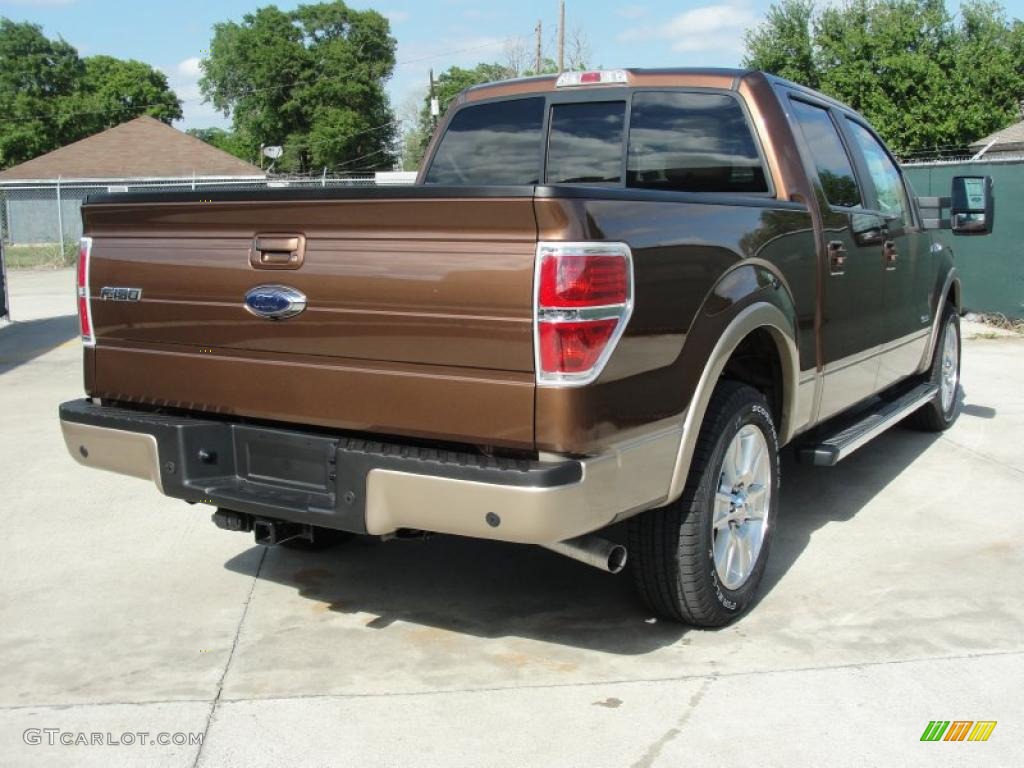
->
[786,95,887,420]
[841,117,932,389]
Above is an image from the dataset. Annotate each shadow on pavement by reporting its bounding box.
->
[225,526,689,654]
[754,426,942,606]
[0,314,78,374]
[961,403,996,419]
[223,421,967,653]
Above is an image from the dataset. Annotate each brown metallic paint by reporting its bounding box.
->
[79,68,951,461]
[533,195,812,453]
[83,196,539,448]
[92,340,535,448]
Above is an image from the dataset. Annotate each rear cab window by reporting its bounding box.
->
[546,102,626,184]
[627,92,768,193]
[424,97,545,185]
[424,89,772,196]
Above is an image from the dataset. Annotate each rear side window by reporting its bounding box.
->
[546,102,626,184]
[789,99,861,208]
[424,97,544,185]
[627,92,768,193]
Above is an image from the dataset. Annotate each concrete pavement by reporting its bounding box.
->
[1,270,1021,766]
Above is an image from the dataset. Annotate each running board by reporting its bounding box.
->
[798,383,939,466]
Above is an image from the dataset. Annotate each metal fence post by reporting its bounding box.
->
[56,176,65,256]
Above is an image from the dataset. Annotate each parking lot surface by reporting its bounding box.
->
[1,269,1021,767]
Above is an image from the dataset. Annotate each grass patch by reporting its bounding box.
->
[971,312,1024,335]
[3,241,78,270]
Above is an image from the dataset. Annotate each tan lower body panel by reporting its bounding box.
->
[59,414,681,546]
[61,421,164,492]
[364,425,682,544]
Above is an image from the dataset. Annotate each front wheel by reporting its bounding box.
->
[629,381,780,627]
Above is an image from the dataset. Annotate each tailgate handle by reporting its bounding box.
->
[250,234,305,270]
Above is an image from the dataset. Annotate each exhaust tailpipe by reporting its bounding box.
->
[542,534,627,574]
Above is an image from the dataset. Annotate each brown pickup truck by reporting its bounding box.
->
[59,69,994,626]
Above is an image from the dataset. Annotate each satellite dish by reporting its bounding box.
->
[262,145,284,159]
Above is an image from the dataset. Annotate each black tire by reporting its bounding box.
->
[280,527,353,551]
[906,303,961,432]
[629,381,780,627]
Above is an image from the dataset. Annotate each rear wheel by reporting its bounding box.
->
[907,304,960,432]
[629,381,780,627]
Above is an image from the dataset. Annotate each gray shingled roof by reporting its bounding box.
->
[969,118,1024,153]
[0,116,264,181]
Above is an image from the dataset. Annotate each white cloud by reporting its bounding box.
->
[162,57,230,131]
[618,3,756,54]
[384,10,410,24]
[616,5,648,20]
[176,57,203,79]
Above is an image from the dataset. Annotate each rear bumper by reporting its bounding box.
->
[59,400,678,544]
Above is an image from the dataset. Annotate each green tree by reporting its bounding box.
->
[743,0,1024,155]
[0,18,83,168]
[186,127,256,163]
[0,18,182,169]
[200,1,397,173]
[744,0,818,88]
[77,56,182,135]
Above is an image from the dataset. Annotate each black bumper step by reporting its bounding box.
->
[797,382,938,466]
[59,399,581,533]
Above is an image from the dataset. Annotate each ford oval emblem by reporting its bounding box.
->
[244,285,307,320]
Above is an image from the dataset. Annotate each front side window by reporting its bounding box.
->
[545,102,626,184]
[846,119,910,226]
[627,92,769,193]
[424,97,544,185]
[789,99,861,208]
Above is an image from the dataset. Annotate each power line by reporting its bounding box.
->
[0,37,516,126]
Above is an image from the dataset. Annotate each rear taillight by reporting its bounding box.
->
[534,242,633,385]
[76,237,94,346]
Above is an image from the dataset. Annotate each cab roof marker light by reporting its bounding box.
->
[555,70,629,88]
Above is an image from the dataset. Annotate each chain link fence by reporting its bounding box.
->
[0,175,381,268]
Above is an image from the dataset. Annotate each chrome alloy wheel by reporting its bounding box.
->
[940,318,959,414]
[713,424,771,591]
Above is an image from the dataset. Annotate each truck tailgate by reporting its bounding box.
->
[82,189,539,448]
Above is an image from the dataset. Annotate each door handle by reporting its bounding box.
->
[250,233,305,270]
[883,239,898,270]
[828,240,847,275]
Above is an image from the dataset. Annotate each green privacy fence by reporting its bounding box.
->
[904,159,1024,318]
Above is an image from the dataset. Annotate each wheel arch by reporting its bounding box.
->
[665,300,800,505]
[917,267,961,374]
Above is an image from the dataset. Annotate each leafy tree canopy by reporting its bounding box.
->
[199,1,397,173]
[0,18,182,169]
[744,0,1024,155]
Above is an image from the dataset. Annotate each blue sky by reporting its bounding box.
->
[1,0,1020,132]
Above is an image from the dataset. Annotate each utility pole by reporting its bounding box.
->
[429,68,439,128]
[535,20,543,75]
[557,0,565,74]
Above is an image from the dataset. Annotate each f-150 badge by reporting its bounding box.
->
[100,287,142,301]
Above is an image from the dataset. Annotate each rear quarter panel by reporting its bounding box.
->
[534,193,816,453]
